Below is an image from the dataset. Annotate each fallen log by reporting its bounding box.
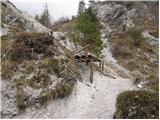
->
[96,67,116,79]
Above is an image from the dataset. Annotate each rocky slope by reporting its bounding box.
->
[1,1,79,118]
[1,0,159,119]
[94,1,159,88]
[1,1,49,35]
[93,1,159,118]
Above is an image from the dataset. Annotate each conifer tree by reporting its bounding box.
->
[76,6,103,56]
[36,3,51,27]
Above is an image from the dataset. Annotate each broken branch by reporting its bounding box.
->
[74,44,90,54]
[96,67,116,79]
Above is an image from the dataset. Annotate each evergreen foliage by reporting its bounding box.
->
[35,14,39,21]
[35,3,51,27]
[76,6,103,56]
[127,27,144,46]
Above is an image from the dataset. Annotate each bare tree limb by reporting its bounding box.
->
[74,44,90,54]
[96,67,116,79]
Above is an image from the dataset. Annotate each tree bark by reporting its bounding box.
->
[90,60,94,84]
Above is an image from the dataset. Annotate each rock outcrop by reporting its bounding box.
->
[1,0,49,35]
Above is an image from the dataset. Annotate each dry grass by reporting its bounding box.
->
[1,60,17,80]
[1,35,14,60]
[27,70,51,89]
[51,17,73,32]
[13,58,80,110]
[9,32,55,62]
[110,31,158,92]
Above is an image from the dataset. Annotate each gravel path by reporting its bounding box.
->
[14,65,134,119]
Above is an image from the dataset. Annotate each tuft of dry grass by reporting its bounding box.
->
[16,88,29,110]
[27,70,51,89]
[1,60,17,80]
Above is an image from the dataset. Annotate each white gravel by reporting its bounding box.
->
[14,63,135,119]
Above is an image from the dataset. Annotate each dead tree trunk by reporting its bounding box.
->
[102,60,104,71]
[96,67,116,79]
[90,60,94,84]
[99,59,102,68]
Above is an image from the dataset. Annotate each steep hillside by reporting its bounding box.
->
[1,1,49,35]
[1,1,80,118]
[94,1,159,91]
[1,0,159,119]
[94,1,159,118]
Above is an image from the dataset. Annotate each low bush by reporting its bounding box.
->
[1,60,17,80]
[27,70,51,89]
[10,32,55,62]
[15,75,26,89]
[114,90,159,119]
[39,89,52,104]
[111,36,134,59]
[25,61,35,74]
[16,89,29,110]
[10,45,32,62]
[40,58,63,75]
[53,80,75,99]
[112,45,132,59]
[127,27,144,46]
[1,35,14,60]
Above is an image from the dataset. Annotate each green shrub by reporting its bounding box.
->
[27,70,51,89]
[35,4,51,27]
[40,58,64,75]
[114,90,159,119]
[39,89,51,104]
[127,27,144,46]
[15,75,26,89]
[41,58,80,81]
[16,89,29,110]
[53,80,75,98]
[25,61,35,74]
